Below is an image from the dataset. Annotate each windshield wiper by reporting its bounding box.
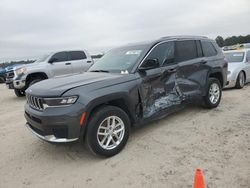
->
[90,70,109,73]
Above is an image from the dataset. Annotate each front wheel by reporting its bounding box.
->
[203,78,222,109]
[14,89,25,97]
[86,106,130,157]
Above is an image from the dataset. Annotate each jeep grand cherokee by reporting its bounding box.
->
[24,36,228,157]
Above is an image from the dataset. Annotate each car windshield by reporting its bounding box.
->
[35,54,50,63]
[225,52,245,63]
[88,45,148,73]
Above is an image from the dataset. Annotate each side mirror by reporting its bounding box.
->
[48,58,56,63]
[138,59,159,71]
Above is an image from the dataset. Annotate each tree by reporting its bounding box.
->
[215,36,224,47]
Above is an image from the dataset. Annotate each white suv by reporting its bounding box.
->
[5,50,93,97]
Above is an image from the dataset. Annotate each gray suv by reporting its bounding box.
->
[24,36,228,157]
[6,50,93,97]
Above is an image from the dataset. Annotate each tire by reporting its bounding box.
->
[235,71,245,89]
[86,105,131,157]
[28,78,43,88]
[203,78,222,109]
[14,89,25,97]
[0,76,5,83]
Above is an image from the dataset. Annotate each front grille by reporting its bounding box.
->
[6,71,15,78]
[26,94,44,110]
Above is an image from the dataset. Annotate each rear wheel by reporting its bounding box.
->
[203,78,222,108]
[86,106,130,157]
[14,89,25,97]
[235,71,245,89]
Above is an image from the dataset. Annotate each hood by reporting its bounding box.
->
[26,72,137,97]
[21,62,43,69]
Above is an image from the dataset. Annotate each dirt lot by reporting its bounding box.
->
[0,84,249,188]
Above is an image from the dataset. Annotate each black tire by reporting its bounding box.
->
[235,71,245,89]
[28,78,43,88]
[0,76,5,83]
[14,89,25,97]
[86,105,130,157]
[203,78,222,109]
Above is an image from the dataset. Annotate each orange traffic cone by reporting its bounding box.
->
[194,169,206,188]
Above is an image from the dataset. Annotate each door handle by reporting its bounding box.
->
[200,60,207,64]
[65,62,71,65]
[87,60,92,63]
[167,68,177,73]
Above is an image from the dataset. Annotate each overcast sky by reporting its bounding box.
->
[0,0,249,62]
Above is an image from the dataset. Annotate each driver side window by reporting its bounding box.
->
[146,42,175,66]
[50,52,68,63]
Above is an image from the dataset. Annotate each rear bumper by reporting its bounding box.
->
[24,102,86,142]
[225,80,236,88]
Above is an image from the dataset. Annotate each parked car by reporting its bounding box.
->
[0,64,23,83]
[6,50,93,97]
[224,49,250,89]
[24,36,227,157]
[0,67,6,83]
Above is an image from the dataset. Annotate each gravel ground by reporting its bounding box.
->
[0,84,249,188]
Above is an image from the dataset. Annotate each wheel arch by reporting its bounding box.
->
[26,72,48,85]
[80,94,136,139]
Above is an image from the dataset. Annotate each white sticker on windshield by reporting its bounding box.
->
[126,50,142,55]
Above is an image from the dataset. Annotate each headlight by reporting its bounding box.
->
[43,96,78,107]
[16,67,27,75]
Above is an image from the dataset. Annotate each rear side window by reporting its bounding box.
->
[175,40,198,62]
[50,52,68,62]
[69,51,87,61]
[147,41,175,66]
[201,41,217,57]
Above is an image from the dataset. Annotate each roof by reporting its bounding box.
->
[159,35,208,40]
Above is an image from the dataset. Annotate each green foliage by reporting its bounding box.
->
[215,34,250,47]
[215,36,224,47]
[0,60,35,68]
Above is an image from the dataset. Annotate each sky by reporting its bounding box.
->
[0,0,249,62]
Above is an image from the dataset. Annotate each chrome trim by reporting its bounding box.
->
[26,94,44,110]
[25,123,79,143]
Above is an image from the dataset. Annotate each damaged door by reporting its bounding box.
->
[139,41,181,118]
[175,40,204,98]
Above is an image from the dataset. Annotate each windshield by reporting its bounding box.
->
[35,54,50,63]
[88,45,148,73]
[225,52,245,63]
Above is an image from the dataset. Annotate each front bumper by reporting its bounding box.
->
[25,123,78,142]
[13,79,26,89]
[24,102,86,143]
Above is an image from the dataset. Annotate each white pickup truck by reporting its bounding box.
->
[5,50,93,97]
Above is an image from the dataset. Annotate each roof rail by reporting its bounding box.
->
[160,35,208,40]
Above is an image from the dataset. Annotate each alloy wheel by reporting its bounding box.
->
[97,116,125,150]
[209,83,220,104]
